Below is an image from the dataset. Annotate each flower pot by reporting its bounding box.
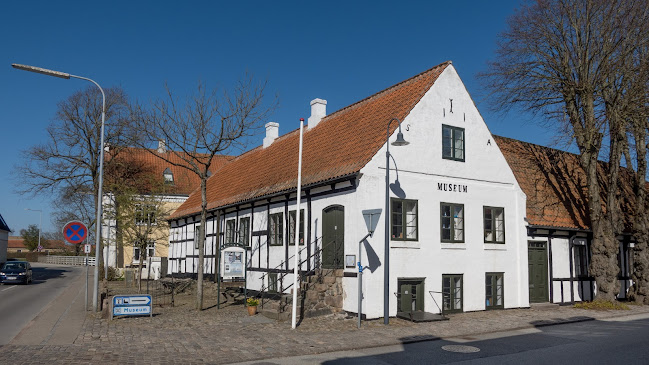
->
[247,306,257,316]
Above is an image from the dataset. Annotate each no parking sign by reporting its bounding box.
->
[63,221,88,244]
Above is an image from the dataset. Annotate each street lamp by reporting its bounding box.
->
[13,63,106,312]
[384,117,409,325]
[25,208,42,252]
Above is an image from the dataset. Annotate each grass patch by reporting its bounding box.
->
[574,300,630,310]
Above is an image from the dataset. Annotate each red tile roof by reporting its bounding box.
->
[495,135,635,231]
[7,237,67,250]
[171,61,452,219]
[106,148,232,196]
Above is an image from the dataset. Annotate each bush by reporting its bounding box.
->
[574,300,630,310]
[98,264,120,281]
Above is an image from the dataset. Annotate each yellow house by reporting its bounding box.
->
[102,142,231,278]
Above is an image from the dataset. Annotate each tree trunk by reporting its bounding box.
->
[581,147,620,301]
[629,120,649,303]
[196,178,207,310]
[138,251,143,293]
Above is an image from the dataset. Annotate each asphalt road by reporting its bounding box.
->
[0,262,86,345]
[238,316,649,365]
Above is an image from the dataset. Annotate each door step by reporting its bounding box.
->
[530,302,560,311]
[397,311,449,322]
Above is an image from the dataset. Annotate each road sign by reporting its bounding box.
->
[37,245,43,252]
[84,244,91,254]
[63,221,88,244]
[111,295,153,319]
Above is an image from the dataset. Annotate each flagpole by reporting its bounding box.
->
[291,118,304,329]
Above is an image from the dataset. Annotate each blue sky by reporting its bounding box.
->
[0,0,551,234]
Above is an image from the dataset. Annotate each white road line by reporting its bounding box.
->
[1,285,17,292]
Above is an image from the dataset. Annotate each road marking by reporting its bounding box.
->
[1,285,17,292]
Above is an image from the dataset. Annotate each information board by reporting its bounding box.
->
[222,247,245,278]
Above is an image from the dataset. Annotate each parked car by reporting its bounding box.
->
[0,261,33,284]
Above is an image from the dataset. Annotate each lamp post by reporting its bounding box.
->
[25,208,42,252]
[384,117,409,325]
[13,63,106,312]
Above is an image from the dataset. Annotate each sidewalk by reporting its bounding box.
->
[2,291,649,364]
[9,263,90,346]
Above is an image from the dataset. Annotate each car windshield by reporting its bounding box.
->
[3,262,26,270]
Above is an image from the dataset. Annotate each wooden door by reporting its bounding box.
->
[528,241,549,303]
[322,205,344,269]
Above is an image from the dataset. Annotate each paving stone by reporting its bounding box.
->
[2,300,649,364]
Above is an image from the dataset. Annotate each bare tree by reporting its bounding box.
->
[482,0,649,301]
[133,76,275,309]
[15,86,131,281]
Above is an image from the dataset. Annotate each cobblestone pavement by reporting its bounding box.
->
[2,299,649,365]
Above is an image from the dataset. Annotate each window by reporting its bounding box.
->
[269,212,283,246]
[288,210,305,245]
[194,224,201,250]
[163,167,174,184]
[442,125,465,161]
[484,207,505,243]
[441,203,464,243]
[268,272,278,293]
[239,217,250,247]
[574,244,588,277]
[225,219,236,244]
[135,204,156,225]
[442,274,463,313]
[486,273,504,309]
[134,242,155,262]
[391,198,418,241]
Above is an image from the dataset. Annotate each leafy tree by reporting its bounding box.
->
[132,77,276,309]
[20,224,42,252]
[482,0,649,301]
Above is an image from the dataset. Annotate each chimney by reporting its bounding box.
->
[308,98,327,129]
[157,139,167,153]
[263,122,279,148]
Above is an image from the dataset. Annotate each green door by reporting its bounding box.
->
[398,279,424,314]
[528,241,549,303]
[322,205,344,269]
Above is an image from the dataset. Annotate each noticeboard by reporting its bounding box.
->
[222,247,245,279]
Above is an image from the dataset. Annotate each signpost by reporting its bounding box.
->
[111,295,153,319]
[63,221,89,310]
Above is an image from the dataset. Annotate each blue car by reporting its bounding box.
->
[0,261,33,284]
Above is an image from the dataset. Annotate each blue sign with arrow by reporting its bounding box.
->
[111,295,152,319]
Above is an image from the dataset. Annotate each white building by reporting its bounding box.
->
[167,61,531,318]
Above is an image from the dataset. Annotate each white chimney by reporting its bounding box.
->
[157,139,167,153]
[263,122,279,148]
[308,98,327,129]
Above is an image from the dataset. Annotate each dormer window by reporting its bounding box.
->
[163,168,174,184]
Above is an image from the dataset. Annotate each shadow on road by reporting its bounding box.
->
[30,267,76,285]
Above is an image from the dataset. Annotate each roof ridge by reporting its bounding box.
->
[318,61,452,124]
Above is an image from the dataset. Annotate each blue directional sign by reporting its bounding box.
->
[111,295,152,319]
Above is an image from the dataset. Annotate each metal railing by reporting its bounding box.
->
[40,255,96,266]
[256,236,340,309]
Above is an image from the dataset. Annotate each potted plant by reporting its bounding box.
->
[246,297,259,316]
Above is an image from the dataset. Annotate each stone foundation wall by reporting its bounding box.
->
[300,269,344,317]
